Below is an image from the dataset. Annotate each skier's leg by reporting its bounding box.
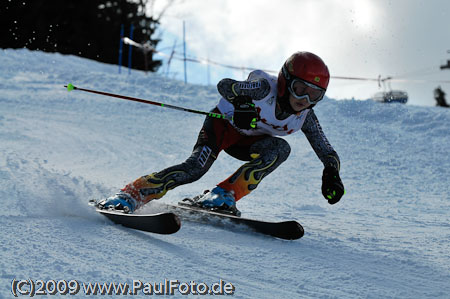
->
[121,144,216,207]
[107,110,241,211]
[217,136,291,201]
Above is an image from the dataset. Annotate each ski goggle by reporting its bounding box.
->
[288,79,326,105]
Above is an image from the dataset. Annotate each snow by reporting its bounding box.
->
[1,49,449,298]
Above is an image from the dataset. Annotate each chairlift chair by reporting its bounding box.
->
[372,77,408,103]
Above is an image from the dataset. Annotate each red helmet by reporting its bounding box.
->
[277,51,330,98]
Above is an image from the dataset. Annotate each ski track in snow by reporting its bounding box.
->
[1,49,449,298]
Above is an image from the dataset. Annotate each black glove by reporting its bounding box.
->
[321,166,345,204]
[232,95,258,130]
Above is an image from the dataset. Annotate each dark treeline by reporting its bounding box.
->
[0,0,161,72]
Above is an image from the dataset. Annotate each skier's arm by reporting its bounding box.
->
[216,71,270,129]
[301,110,345,204]
[301,110,340,170]
[216,71,270,104]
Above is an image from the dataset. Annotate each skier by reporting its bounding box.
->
[99,51,345,215]
[434,86,450,107]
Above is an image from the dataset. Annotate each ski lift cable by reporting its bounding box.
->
[122,37,450,84]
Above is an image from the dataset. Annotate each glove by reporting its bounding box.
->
[321,166,345,204]
[232,95,258,129]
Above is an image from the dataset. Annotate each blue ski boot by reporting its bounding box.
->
[192,186,241,216]
[97,192,138,214]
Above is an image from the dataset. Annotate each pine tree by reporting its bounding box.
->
[0,0,161,72]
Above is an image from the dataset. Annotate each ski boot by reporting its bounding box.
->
[182,186,241,216]
[97,192,138,214]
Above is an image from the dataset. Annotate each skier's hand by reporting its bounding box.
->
[233,95,259,129]
[321,166,345,204]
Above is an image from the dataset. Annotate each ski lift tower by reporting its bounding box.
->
[441,50,450,69]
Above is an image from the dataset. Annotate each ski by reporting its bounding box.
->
[163,201,304,240]
[89,199,303,239]
[91,200,181,235]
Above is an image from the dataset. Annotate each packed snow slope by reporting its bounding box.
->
[1,49,449,298]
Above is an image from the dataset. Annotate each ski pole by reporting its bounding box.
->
[64,83,231,120]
